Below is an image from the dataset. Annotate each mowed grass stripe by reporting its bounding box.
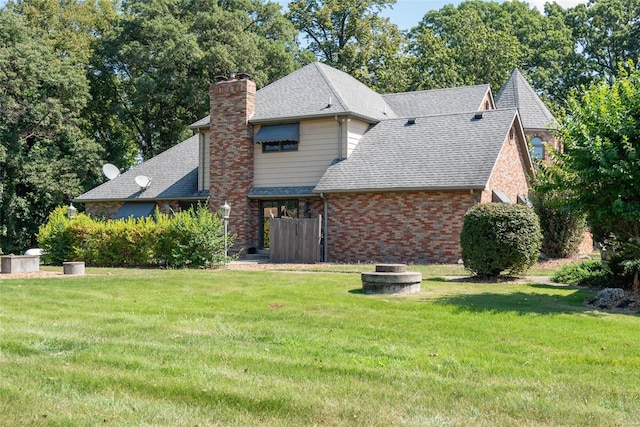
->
[1,268,639,426]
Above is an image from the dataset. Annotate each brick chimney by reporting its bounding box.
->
[209,74,256,254]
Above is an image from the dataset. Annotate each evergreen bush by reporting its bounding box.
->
[460,203,542,277]
[550,260,613,288]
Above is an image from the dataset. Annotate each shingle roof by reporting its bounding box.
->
[495,69,556,130]
[314,109,520,193]
[383,85,492,118]
[251,62,396,123]
[189,62,396,128]
[75,134,208,202]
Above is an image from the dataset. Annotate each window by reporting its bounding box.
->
[531,137,544,159]
[255,123,299,152]
[262,141,298,152]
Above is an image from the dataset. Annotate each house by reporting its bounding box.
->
[76,63,545,264]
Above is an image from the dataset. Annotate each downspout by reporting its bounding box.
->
[321,192,329,262]
[335,115,343,160]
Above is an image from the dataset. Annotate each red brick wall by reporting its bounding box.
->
[325,191,476,264]
[208,77,256,253]
[482,126,531,203]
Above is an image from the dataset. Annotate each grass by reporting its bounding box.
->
[1,266,639,426]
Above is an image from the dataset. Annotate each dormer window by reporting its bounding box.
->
[255,123,299,152]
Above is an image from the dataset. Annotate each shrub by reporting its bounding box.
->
[37,206,82,264]
[530,192,587,258]
[460,203,542,277]
[37,204,231,268]
[157,204,231,268]
[550,260,613,288]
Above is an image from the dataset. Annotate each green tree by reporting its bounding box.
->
[101,0,300,160]
[544,67,640,290]
[7,0,135,174]
[286,0,409,93]
[565,0,640,85]
[408,0,573,96]
[0,11,102,253]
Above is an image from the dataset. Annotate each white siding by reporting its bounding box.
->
[346,119,370,157]
[254,119,339,187]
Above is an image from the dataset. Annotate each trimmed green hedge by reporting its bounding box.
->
[460,203,542,277]
[37,204,232,268]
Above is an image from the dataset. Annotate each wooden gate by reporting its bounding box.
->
[269,216,322,263]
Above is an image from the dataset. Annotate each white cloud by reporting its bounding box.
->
[526,0,588,11]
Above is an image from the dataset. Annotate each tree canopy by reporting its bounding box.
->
[287,0,409,93]
[407,0,575,96]
[0,10,103,253]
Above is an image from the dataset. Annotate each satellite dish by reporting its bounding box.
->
[135,175,151,190]
[102,163,120,180]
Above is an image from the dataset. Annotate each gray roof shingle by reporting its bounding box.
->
[189,62,396,128]
[314,109,520,193]
[382,85,491,118]
[251,62,395,123]
[75,134,208,202]
[495,69,556,130]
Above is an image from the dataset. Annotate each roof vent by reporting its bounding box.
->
[473,112,484,120]
[407,117,416,125]
[327,96,332,108]
[229,71,236,79]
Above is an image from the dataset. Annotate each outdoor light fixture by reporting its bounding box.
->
[221,201,231,220]
[67,203,77,219]
[221,201,231,264]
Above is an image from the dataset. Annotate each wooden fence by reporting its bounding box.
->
[269,216,322,263]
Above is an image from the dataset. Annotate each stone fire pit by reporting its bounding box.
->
[361,264,422,294]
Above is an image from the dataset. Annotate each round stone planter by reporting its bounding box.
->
[361,264,422,294]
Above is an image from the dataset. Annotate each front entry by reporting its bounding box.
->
[259,200,299,249]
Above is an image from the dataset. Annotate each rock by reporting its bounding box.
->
[590,287,625,307]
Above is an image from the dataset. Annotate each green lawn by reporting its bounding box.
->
[1,267,639,426]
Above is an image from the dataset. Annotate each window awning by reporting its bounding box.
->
[114,202,156,219]
[254,123,299,143]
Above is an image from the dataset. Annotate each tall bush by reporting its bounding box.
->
[37,204,231,268]
[157,205,229,268]
[37,206,82,264]
[531,191,587,258]
[460,203,542,277]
